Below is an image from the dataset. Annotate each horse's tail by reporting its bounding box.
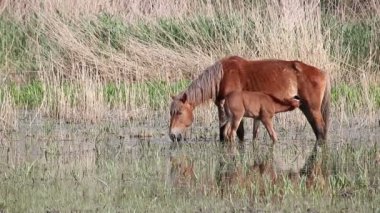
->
[220,99,231,127]
[220,100,232,140]
[321,73,331,140]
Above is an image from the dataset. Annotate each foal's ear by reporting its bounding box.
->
[180,93,188,103]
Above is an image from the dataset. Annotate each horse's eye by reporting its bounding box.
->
[177,111,182,115]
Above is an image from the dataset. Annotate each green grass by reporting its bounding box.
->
[94,13,129,51]
[102,80,189,109]
[6,81,44,108]
[2,81,379,112]
[95,13,246,51]
[331,83,380,111]
[323,15,380,66]
[0,80,189,110]
[0,16,31,71]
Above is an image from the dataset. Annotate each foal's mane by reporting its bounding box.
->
[183,61,224,105]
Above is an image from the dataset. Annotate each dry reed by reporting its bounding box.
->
[0,0,379,126]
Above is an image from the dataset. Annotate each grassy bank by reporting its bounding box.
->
[1,80,379,113]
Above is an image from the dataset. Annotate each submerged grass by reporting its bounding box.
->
[0,129,379,212]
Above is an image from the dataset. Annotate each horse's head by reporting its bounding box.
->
[169,93,194,142]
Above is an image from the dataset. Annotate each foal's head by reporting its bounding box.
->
[169,93,194,142]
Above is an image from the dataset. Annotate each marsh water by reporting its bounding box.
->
[0,110,379,212]
[2,111,378,165]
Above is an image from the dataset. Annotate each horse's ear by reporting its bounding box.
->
[180,93,188,103]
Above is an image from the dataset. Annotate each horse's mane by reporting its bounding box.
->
[184,61,224,105]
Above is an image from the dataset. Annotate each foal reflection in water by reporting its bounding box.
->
[223,91,301,145]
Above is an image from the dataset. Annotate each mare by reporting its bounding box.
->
[223,91,301,144]
[169,56,330,145]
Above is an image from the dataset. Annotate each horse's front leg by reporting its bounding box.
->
[217,100,227,142]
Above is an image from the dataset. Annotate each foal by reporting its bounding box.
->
[223,91,301,144]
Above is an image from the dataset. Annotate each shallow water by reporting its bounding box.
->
[0,111,379,212]
[1,110,379,167]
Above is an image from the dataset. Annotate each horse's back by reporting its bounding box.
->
[220,56,326,101]
[222,56,324,76]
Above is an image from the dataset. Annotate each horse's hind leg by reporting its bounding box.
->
[236,119,245,142]
[300,105,326,143]
[227,115,243,145]
[300,105,329,178]
[223,121,232,142]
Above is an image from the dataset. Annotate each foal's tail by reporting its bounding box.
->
[321,74,331,140]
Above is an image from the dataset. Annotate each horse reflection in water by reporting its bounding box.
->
[169,56,330,177]
[167,143,326,199]
[215,144,279,199]
[215,142,326,199]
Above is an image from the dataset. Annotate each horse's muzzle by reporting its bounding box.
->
[169,133,182,142]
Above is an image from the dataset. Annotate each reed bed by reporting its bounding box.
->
[0,0,379,127]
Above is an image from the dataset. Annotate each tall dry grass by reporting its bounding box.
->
[0,91,18,131]
[0,0,379,128]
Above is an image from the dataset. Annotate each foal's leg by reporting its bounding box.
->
[260,117,278,145]
[251,119,261,150]
[260,115,277,160]
[252,119,261,140]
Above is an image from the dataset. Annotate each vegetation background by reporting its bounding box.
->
[0,0,379,212]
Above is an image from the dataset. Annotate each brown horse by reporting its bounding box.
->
[223,91,301,144]
[169,56,330,144]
